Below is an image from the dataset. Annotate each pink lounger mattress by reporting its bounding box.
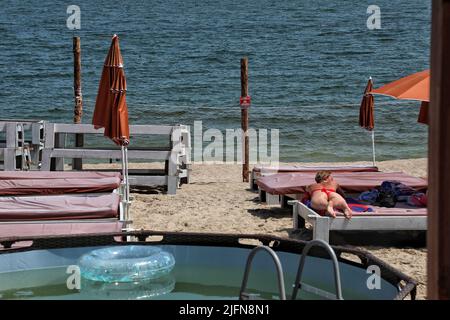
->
[0,171,121,180]
[0,193,120,221]
[0,177,121,195]
[0,221,124,239]
[257,171,428,195]
[253,165,379,173]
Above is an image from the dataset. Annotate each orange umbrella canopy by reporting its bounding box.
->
[367,69,429,125]
[359,78,375,131]
[93,35,130,146]
[370,69,429,102]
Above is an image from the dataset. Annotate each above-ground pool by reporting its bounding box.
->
[0,231,417,300]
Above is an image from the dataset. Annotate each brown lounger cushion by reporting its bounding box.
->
[0,177,121,195]
[253,165,379,173]
[0,193,120,221]
[0,221,124,239]
[0,171,121,180]
[257,171,427,195]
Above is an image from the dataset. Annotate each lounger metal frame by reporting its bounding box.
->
[289,200,427,243]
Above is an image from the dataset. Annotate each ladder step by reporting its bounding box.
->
[296,282,338,300]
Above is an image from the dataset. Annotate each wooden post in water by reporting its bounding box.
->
[428,0,450,300]
[73,36,83,170]
[240,57,250,182]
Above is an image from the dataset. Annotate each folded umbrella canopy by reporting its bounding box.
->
[93,34,130,144]
[93,34,130,220]
[359,77,376,165]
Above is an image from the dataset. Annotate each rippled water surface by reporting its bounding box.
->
[0,0,430,161]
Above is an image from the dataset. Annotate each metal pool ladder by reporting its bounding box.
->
[239,246,287,300]
[239,240,343,300]
[291,239,343,300]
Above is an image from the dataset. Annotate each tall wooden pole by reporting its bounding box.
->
[428,0,450,300]
[240,57,250,182]
[73,37,83,170]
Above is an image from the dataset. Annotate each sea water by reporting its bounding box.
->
[0,0,430,162]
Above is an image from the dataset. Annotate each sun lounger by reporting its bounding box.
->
[289,200,427,243]
[250,165,379,190]
[0,193,121,221]
[256,171,427,205]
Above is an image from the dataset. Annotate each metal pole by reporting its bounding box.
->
[73,36,83,170]
[371,130,376,166]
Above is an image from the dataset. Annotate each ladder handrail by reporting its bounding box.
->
[239,246,287,300]
[291,239,343,300]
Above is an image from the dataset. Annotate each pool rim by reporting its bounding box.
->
[0,230,417,300]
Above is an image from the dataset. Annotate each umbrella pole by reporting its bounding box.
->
[371,130,376,166]
[125,145,130,211]
[121,145,128,222]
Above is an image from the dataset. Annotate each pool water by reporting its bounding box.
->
[0,245,400,300]
[0,266,286,300]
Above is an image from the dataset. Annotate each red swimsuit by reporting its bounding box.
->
[310,187,336,199]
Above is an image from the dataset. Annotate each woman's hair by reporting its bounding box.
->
[315,170,332,183]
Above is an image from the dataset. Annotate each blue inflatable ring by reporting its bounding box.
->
[79,245,175,283]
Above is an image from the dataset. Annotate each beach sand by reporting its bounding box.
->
[90,157,428,299]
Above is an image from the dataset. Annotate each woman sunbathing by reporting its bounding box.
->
[306,171,352,219]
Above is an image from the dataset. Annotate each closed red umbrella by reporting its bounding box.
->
[93,34,130,215]
[93,34,130,145]
[359,77,376,165]
[359,77,375,130]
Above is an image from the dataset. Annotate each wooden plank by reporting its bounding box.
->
[3,148,16,170]
[50,148,171,160]
[127,175,167,187]
[44,122,55,148]
[428,0,450,300]
[6,123,16,148]
[327,216,427,231]
[53,123,175,135]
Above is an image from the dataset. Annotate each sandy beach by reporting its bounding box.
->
[92,157,427,299]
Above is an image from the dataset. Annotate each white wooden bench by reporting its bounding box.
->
[40,123,191,195]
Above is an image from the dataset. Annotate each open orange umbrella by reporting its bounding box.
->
[93,34,130,213]
[370,69,429,125]
[370,69,429,102]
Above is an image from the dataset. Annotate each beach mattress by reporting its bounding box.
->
[0,221,124,239]
[0,171,121,180]
[257,171,428,195]
[0,193,120,221]
[0,177,121,195]
[253,165,379,174]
